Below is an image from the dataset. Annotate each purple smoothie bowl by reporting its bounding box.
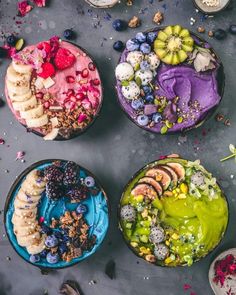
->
[115,26,225,134]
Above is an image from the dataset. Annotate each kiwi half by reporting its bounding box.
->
[154,25,194,65]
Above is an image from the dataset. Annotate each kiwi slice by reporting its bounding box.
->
[154,25,194,65]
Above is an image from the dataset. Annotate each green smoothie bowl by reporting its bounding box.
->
[118,156,229,267]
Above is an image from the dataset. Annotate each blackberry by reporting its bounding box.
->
[63,161,79,186]
[67,185,89,202]
[46,181,64,200]
[44,165,63,183]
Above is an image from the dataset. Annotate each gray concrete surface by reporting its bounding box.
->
[0,0,235,294]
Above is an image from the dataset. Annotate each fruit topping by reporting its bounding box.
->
[44,165,64,183]
[135,69,153,86]
[113,40,124,51]
[63,29,76,40]
[54,48,76,70]
[115,62,134,81]
[146,167,171,190]
[161,165,178,185]
[45,235,59,248]
[136,32,147,43]
[76,204,88,214]
[140,43,151,54]
[120,204,136,222]
[84,176,95,187]
[46,252,59,264]
[121,81,140,100]
[154,243,169,260]
[166,162,185,181]
[29,254,40,263]
[7,35,17,46]
[112,19,127,32]
[154,25,194,65]
[229,25,236,35]
[46,181,64,200]
[214,29,227,40]
[137,114,149,126]
[37,42,51,56]
[67,186,89,202]
[126,39,140,52]
[63,161,79,186]
[138,177,163,197]
[149,226,165,244]
[126,51,144,68]
[191,171,205,187]
[131,183,158,200]
[81,68,89,78]
[38,62,55,79]
[66,75,75,83]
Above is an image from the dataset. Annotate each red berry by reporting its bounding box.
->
[88,62,96,71]
[76,70,81,76]
[81,68,89,78]
[38,62,55,79]
[66,76,75,83]
[54,48,76,70]
[69,95,77,103]
[67,89,74,97]
[92,78,100,86]
[37,42,51,57]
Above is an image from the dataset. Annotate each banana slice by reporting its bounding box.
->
[27,235,46,255]
[21,179,45,196]
[8,89,32,102]
[7,64,31,84]
[17,189,42,203]
[25,170,46,189]
[14,196,38,210]
[6,79,30,95]
[14,207,37,219]
[12,60,33,74]
[17,231,41,247]
[20,104,44,120]
[13,221,38,237]
[26,114,48,128]
[12,95,37,112]
[12,214,36,227]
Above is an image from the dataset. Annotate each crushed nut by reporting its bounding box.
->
[224,119,231,126]
[208,30,214,37]
[126,0,133,5]
[145,254,156,263]
[215,113,224,122]
[197,26,205,33]
[153,11,163,25]
[128,16,141,28]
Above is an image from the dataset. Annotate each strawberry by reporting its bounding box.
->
[54,48,76,70]
[38,62,55,79]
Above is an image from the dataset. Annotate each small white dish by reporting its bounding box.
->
[194,0,231,14]
[209,248,236,295]
[85,0,119,8]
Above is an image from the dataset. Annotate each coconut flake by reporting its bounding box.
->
[43,128,59,140]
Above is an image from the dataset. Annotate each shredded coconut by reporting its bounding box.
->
[201,0,220,7]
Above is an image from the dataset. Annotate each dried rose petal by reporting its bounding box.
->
[183,284,192,291]
[78,113,87,123]
[0,138,5,145]
[18,1,33,17]
[16,151,25,160]
[33,0,46,7]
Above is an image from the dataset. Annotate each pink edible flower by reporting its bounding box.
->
[39,216,44,223]
[159,155,167,160]
[18,1,33,17]
[15,151,25,160]
[32,0,46,7]
[183,284,192,291]
[3,45,17,58]
[78,114,87,124]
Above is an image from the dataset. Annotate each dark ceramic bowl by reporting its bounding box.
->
[5,41,104,141]
[4,159,110,270]
[115,26,225,135]
[118,157,229,267]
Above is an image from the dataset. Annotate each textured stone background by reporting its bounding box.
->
[0,0,236,294]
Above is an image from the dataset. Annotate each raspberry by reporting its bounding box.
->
[37,42,51,56]
[38,62,55,79]
[67,185,89,202]
[63,161,79,186]
[46,181,64,200]
[54,48,76,70]
[44,165,63,182]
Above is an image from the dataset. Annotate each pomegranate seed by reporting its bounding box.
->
[82,99,92,110]
[76,93,85,101]
[81,68,89,78]
[66,76,75,83]
[78,113,87,123]
[67,89,74,96]
[92,78,100,86]
[36,92,44,100]
[39,217,44,223]
[88,62,96,71]
[70,96,77,103]
[44,101,50,109]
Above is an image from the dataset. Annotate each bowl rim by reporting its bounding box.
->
[117,156,230,268]
[115,26,225,135]
[4,158,111,270]
[193,0,231,14]
[4,40,104,141]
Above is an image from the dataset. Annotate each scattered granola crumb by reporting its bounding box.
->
[126,0,133,5]
[215,113,224,122]
[153,11,163,25]
[208,30,214,37]
[128,16,141,28]
[224,119,231,126]
[197,26,205,33]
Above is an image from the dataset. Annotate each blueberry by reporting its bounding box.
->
[126,39,140,51]
[140,43,151,54]
[62,234,70,243]
[29,254,40,263]
[40,249,48,259]
[113,40,124,51]
[76,204,88,214]
[137,114,149,126]
[140,60,150,70]
[63,29,75,40]
[58,243,68,255]
[112,19,127,31]
[84,176,95,187]
[229,25,236,35]
[147,32,157,44]
[0,47,7,58]
[135,32,147,43]
[54,231,63,240]
[145,94,154,103]
[6,35,17,46]
[41,224,52,235]
[45,235,59,248]
[131,98,144,110]
[152,113,162,123]
[143,85,152,94]
[214,29,227,40]
[46,252,59,264]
